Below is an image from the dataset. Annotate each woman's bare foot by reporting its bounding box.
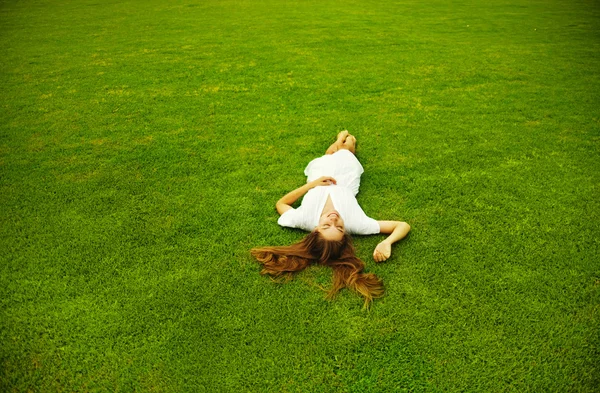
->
[343,135,356,153]
[326,130,357,155]
[337,130,349,142]
[326,130,351,154]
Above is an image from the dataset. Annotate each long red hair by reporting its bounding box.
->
[251,231,384,307]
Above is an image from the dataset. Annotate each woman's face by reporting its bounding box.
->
[317,211,345,241]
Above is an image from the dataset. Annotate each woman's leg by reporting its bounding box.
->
[326,130,352,155]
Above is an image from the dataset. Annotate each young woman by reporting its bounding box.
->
[252,131,410,306]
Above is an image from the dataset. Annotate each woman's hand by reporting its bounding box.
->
[373,221,410,262]
[309,176,337,188]
[373,241,392,262]
[276,176,337,215]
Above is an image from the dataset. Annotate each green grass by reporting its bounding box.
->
[1,0,599,391]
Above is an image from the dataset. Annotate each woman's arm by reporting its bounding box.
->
[276,176,337,215]
[373,221,411,262]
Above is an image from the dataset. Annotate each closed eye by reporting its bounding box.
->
[321,224,343,233]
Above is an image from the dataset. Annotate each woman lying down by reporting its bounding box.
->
[252,131,410,307]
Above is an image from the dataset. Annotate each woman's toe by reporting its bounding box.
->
[337,130,349,140]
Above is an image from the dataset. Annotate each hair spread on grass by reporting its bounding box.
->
[251,231,383,307]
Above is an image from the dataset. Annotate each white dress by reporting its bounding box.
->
[277,150,380,235]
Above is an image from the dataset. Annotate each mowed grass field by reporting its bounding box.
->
[1,0,599,391]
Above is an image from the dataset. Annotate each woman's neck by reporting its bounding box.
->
[321,194,337,217]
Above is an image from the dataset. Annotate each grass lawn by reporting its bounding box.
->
[1,0,599,391]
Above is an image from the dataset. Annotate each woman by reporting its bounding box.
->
[252,131,410,307]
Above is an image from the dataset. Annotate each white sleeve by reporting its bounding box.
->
[344,203,381,235]
[347,214,380,235]
[277,208,310,231]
